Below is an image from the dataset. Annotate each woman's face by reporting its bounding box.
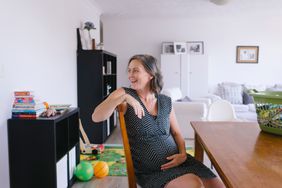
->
[128,59,153,91]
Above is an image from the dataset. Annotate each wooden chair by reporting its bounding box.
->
[117,105,137,188]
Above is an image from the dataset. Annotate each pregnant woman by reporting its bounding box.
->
[92,54,225,188]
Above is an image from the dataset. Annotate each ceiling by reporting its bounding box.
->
[91,0,282,19]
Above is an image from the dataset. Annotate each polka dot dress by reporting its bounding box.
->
[123,88,216,188]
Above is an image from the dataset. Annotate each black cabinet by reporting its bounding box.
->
[8,108,80,188]
[77,49,117,144]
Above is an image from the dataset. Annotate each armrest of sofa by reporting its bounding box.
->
[203,94,222,103]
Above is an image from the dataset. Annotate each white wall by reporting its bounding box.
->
[101,16,282,90]
[0,0,101,187]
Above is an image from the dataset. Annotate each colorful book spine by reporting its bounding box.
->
[12,112,37,115]
[12,108,45,113]
[14,97,37,104]
[14,91,34,96]
[13,104,36,108]
[12,114,37,119]
[12,107,44,111]
[11,90,47,119]
[13,103,45,109]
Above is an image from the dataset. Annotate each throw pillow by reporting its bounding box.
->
[219,84,243,104]
[275,84,282,88]
[242,91,254,104]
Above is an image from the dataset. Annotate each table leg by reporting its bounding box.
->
[194,133,204,162]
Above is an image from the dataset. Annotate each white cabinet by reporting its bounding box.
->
[189,55,209,98]
[161,54,208,98]
[161,54,190,96]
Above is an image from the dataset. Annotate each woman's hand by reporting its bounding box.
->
[124,94,145,119]
[160,153,187,170]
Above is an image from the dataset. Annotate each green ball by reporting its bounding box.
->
[74,161,94,181]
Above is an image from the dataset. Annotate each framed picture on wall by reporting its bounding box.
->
[186,41,204,55]
[174,42,187,54]
[236,46,259,63]
[162,42,175,54]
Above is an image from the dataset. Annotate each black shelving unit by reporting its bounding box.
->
[7,108,80,188]
[77,49,117,144]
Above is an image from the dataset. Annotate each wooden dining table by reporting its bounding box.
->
[190,121,282,188]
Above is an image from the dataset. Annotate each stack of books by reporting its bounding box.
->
[12,91,46,119]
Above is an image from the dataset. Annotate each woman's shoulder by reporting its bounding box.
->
[158,94,172,113]
[158,93,171,102]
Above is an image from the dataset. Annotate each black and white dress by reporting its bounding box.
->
[123,88,216,188]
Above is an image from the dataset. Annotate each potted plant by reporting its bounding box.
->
[84,22,96,49]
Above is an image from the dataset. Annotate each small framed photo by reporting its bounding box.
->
[236,46,259,63]
[162,42,175,54]
[186,41,204,55]
[174,42,187,54]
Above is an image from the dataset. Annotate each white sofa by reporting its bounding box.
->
[162,88,210,139]
[205,94,257,121]
[207,83,282,122]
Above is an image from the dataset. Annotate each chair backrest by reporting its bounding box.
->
[117,105,137,188]
[207,100,237,121]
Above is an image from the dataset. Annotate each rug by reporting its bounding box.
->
[80,144,194,176]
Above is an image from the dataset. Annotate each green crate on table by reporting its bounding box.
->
[249,90,282,136]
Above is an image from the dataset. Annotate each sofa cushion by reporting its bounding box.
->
[242,91,254,104]
[218,83,243,104]
[236,111,257,122]
[248,104,256,112]
[275,84,282,88]
[233,104,249,112]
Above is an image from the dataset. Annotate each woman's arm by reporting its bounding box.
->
[92,88,127,122]
[161,107,187,170]
[92,88,145,122]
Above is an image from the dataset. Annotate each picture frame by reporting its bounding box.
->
[236,46,259,63]
[174,42,187,54]
[162,42,175,54]
[186,41,204,55]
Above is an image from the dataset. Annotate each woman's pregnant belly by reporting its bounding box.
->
[131,134,179,173]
